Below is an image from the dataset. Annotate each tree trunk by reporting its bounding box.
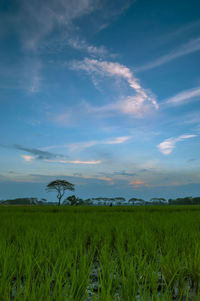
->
[58,197,61,206]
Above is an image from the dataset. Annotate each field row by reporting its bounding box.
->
[0,206,200,300]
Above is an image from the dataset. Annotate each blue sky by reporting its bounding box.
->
[0,0,200,201]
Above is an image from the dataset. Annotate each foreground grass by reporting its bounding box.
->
[0,205,200,300]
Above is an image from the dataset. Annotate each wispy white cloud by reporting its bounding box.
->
[129,180,149,187]
[71,58,144,93]
[68,136,131,152]
[81,95,156,118]
[1,0,134,96]
[28,70,41,93]
[68,141,97,152]
[163,86,200,106]
[105,136,130,144]
[1,0,133,53]
[153,20,200,48]
[138,37,200,71]
[0,56,42,93]
[116,95,155,116]
[71,58,158,117]
[16,144,101,164]
[44,159,102,164]
[21,155,35,162]
[19,0,97,52]
[157,134,197,155]
[73,173,113,183]
[50,112,76,126]
[41,136,131,155]
[68,38,109,57]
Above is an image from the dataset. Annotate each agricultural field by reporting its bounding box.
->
[1,206,200,300]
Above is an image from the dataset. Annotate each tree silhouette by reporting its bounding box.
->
[46,179,75,206]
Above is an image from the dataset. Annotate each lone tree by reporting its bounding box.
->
[46,179,75,206]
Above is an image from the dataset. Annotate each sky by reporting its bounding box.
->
[0,0,200,201]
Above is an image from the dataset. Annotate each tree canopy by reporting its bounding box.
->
[46,179,75,206]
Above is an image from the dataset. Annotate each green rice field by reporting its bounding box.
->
[1,205,200,300]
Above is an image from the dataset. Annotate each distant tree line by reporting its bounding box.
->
[1,196,200,206]
[1,179,200,206]
[168,196,200,205]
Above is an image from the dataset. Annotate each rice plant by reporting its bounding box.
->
[0,205,200,300]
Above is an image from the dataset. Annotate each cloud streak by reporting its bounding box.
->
[163,86,200,106]
[138,37,200,71]
[1,0,133,53]
[19,0,97,51]
[68,38,109,57]
[14,145,101,165]
[157,134,197,155]
[69,136,131,151]
[71,58,158,117]
[105,136,130,144]
[21,155,35,162]
[129,180,149,187]
[44,159,101,164]
[14,144,63,161]
[73,173,113,182]
[43,136,131,152]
